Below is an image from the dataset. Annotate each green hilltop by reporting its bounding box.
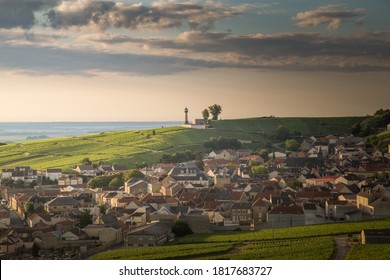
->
[0,116,365,171]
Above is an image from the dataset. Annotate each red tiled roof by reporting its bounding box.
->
[306,176,338,182]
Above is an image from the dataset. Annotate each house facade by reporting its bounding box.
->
[167,163,209,186]
[46,169,62,181]
[126,223,172,247]
[267,205,305,228]
[44,196,79,214]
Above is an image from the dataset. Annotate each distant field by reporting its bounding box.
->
[0,116,364,170]
[91,220,390,260]
[211,116,365,136]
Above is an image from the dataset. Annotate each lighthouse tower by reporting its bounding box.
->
[184,107,189,124]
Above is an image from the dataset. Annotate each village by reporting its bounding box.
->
[1,125,390,259]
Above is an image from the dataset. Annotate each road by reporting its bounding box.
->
[331,236,351,260]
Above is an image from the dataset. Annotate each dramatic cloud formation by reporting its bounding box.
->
[0,0,58,29]
[0,40,228,76]
[43,0,240,31]
[293,5,366,30]
[88,31,390,72]
[0,1,389,75]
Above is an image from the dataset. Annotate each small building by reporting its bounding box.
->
[124,179,150,195]
[75,165,97,177]
[361,229,390,244]
[267,205,305,228]
[229,203,252,225]
[1,166,38,183]
[44,196,79,214]
[167,163,209,187]
[45,169,62,181]
[126,222,172,247]
[325,200,358,220]
[58,176,83,186]
[0,230,22,255]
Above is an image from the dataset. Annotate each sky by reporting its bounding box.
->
[0,0,389,122]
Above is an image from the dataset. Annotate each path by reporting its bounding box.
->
[331,236,351,260]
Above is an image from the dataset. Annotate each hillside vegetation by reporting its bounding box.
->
[0,116,364,171]
[92,220,390,260]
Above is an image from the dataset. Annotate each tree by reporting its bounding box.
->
[14,179,25,188]
[202,109,210,124]
[32,242,40,258]
[98,203,107,215]
[29,180,38,188]
[87,176,107,188]
[172,220,193,237]
[25,203,35,213]
[259,149,269,160]
[108,177,124,189]
[351,122,361,135]
[276,125,290,140]
[124,169,145,182]
[287,180,303,190]
[81,157,92,165]
[208,104,222,120]
[80,209,92,228]
[251,165,268,176]
[285,139,299,151]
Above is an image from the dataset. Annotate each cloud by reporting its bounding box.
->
[0,40,227,76]
[1,29,390,76]
[293,5,366,30]
[43,0,240,31]
[0,0,58,29]
[87,31,390,72]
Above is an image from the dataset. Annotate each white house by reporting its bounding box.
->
[268,152,287,159]
[46,169,62,181]
[208,151,217,159]
[75,165,97,177]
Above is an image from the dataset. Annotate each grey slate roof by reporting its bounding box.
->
[46,196,79,206]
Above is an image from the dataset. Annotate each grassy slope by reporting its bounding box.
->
[346,244,390,260]
[92,220,390,260]
[0,116,364,170]
[212,117,365,136]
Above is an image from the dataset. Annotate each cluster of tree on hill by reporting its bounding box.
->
[161,151,197,163]
[352,109,390,136]
[87,169,145,189]
[366,131,390,153]
[201,104,222,124]
[204,137,241,150]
